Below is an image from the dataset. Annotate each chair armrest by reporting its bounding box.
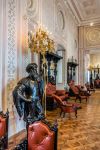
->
[13,139,27,150]
[56,90,66,95]
[62,101,73,107]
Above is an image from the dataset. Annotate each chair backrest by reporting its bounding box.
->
[70,85,79,94]
[0,110,9,149]
[52,94,74,113]
[46,83,56,96]
[56,90,66,96]
[28,120,57,150]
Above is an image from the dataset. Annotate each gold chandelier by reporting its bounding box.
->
[28,27,55,55]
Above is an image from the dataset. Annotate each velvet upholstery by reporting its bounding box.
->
[14,119,58,150]
[52,94,77,118]
[46,83,69,101]
[69,85,88,103]
[28,121,55,150]
[94,79,100,88]
[0,116,6,137]
[46,83,56,96]
[0,110,9,149]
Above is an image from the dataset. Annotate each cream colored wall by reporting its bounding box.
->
[0,0,78,137]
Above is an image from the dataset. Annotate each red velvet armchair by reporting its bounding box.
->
[46,83,69,110]
[46,83,69,101]
[14,119,58,150]
[0,110,9,149]
[69,85,88,103]
[52,94,77,118]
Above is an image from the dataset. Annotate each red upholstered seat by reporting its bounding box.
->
[0,110,9,149]
[69,85,88,103]
[52,94,77,118]
[46,83,56,96]
[28,121,55,150]
[0,116,6,137]
[46,83,69,101]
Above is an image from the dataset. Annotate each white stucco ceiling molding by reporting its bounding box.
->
[64,0,80,26]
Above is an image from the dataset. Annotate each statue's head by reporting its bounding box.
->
[26,63,39,80]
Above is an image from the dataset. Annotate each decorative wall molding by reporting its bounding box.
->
[0,0,3,109]
[7,0,17,111]
[56,2,65,32]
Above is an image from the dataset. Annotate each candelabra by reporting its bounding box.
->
[28,27,55,116]
[29,28,55,54]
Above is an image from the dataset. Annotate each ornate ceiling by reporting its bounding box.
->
[66,0,100,25]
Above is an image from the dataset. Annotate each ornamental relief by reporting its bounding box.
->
[55,1,66,34]
[7,0,17,111]
[57,10,65,31]
[85,27,100,47]
[27,0,33,8]
[27,0,38,19]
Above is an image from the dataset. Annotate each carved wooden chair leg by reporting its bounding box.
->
[75,109,77,118]
[63,112,65,118]
[60,110,63,117]
[79,97,81,103]
[68,113,71,119]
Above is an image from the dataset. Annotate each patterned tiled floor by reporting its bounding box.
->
[9,90,100,150]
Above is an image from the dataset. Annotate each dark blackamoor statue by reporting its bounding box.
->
[13,63,44,121]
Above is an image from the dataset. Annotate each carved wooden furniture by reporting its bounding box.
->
[84,83,95,93]
[67,57,78,83]
[94,79,100,88]
[52,94,77,118]
[0,110,9,149]
[69,85,88,103]
[46,83,69,110]
[14,119,58,150]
